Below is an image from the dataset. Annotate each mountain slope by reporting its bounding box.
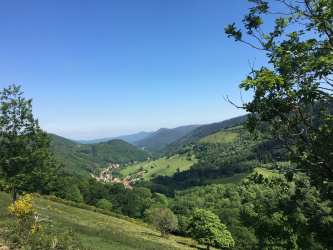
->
[75,131,153,144]
[133,124,286,196]
[120,125,278,182]
[134,125,202,151]
[50,134,150,178]
[0,192,206,250]
[165,115,248,151]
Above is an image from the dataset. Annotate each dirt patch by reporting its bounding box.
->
[0,243,9,250]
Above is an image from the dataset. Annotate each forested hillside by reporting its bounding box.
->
[136,124,288,196]
[50,134,150,178]
[134,125,202,151]
[75,131,153,144]
[165,115,248,151]
[2,99,332,249]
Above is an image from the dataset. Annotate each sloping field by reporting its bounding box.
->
[0,192,207,249]
[199,126,243,144]
[121,154,198,180]
[206,168,282,185]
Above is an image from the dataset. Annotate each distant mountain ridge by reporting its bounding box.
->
[49,116,248,180]
[165,115,248,151]
[133,125,203,151]
[74,131,153,144]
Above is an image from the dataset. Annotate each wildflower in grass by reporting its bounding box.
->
[31,223,37,234]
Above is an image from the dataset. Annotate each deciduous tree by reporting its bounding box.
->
[187,209,234,249]
[96,198,112,211]
[149,208,178,237]
[225,0,333,185]
[0,85,61,202]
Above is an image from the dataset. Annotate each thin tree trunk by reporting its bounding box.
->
[13,190,17,203]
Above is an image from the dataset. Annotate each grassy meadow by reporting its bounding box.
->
[0,192,210,249]
[121,154,198,180]
[206,167,282,185]
[199,129,240,144]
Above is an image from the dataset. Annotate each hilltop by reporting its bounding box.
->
[165,115,248,151]
[50,134,150,178]
[75,131,153,144]
[134,124,202,151]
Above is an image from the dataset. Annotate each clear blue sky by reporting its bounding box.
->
[0,0,270,140]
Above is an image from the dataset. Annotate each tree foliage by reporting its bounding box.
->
[0,85,61,201]
[96,198,113,211]
[187,209,234,249]
[225,0,333,184]
[149,208,178,237]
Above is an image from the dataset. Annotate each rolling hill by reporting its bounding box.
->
[50,134,150,178]
[106,124,285,194]
[131,124,287,196]
[75,131,153,144]
[134,124,202,151]
[165,115,248,151]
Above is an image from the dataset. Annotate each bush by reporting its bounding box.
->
[5,194,86,249]
[8,194,35,223]
[96,198,112,211]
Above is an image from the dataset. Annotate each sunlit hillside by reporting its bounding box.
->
[0,192,209,250]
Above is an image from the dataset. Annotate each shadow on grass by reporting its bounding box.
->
[141,231,163,238]
[176,241,207,249]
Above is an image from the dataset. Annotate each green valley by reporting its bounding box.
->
[1,88,332,249]
[50,134,151,178]
[2,1,333,245]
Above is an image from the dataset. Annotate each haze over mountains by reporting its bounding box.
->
[75,131,153,144]
[133,124,202,150]
[64,116,249,152]
[50,115,249,178]
[74,124,204,147]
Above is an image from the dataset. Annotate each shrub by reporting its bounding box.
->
[8,194,36,223]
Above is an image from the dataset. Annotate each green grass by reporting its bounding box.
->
[0,192,209,249]
[120,154,198,180]
[199,130,240,144]
[206,168,282,185]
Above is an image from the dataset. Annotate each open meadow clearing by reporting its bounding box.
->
[121,154,198,180]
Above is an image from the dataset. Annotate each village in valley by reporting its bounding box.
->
[90,163,147,189]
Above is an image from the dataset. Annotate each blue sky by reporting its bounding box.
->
[0,0,271,140]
